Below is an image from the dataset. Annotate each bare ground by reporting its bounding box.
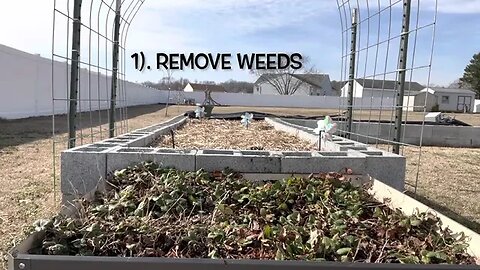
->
[0,104,480,269]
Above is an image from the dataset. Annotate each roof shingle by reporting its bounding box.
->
[356,79,425,92]
[429,87,476,95]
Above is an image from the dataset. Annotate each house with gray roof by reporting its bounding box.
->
[340,79,425,98]
[254,73,337,96]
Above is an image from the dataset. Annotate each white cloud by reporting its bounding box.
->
[428,0,480,14]
[0,0,53,55]
[144,0,334,30]
[1,0,478,57]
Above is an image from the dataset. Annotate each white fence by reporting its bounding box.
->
[168,90,395,110]
[474,100,480,113]
[0,44,162,119]
[1,43,396,120]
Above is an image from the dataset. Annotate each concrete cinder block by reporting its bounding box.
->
[281,151,366,174]
[365,152,406,191]
[125,137,146,147]
[431,125,461,139]
[61,145,111,197]
[268,117,406,191]
[152,126,171,137]
[106,148,196,175]
[124,132,158,147]
[135,115,186,134]
[403,125,426,139]
[196,149,281,173]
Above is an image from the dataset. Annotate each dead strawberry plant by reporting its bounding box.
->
[28,162,476,264]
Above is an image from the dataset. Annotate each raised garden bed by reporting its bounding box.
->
[13,114,478,270]
[149,119,316,151]
[13,163,478,268]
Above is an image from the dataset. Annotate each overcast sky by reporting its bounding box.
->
[0,0,479,86]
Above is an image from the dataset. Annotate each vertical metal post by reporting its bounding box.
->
[346,8,358,139]
[318,131,323,151]
[393,0,411,154]
[68,0,82,149]
[109,0,121,138]
[165,87,171,117]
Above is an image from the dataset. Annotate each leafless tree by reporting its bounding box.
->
[163,69,175,116]
[449,78,472,89]
[252,56,317,95]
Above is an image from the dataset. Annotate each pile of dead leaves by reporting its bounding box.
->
[30,162,476,264]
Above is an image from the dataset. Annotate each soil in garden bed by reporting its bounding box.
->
[149,119,316,151]
[30,163,476,264]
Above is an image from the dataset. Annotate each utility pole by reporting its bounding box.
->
[346,8,358,139]
[164,69,174,117]
[109,0,121,138]
[393,0,411,154]
[68,0,82,148]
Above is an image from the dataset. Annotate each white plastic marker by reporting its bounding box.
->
[313,116,338,150]
[195,105,205,119]
[241,113,254,128]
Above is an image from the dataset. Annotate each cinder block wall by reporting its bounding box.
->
[61,115,406,204]
[281,118,480,148]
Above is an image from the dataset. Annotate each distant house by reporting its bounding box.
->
[331,80,346,93]
[184,83,226,93]
[254,74,337,96]
[340,79,424,98]
[414,87,476,112]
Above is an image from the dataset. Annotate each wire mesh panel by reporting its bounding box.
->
[335,0,437,193]
[51,0,144,201]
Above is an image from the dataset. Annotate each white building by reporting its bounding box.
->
[414,87,476,113]
[340,79,424,98]
[474,100,480,113]
[254,74,337,96]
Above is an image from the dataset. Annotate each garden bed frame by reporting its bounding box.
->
[8,114,480,269]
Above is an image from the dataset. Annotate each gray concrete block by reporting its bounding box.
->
[125,137,146,147]
[281,152,366,174]
[196,149,281,173]
[471,128,480,146]
[268,117,406,191]
[106,148,196,175]
[61,145,110,197]
[153,126,172,137]
[365,152,406,191]
[431,125,461,138]
[124,132,157,147]
[403,125,425,139]
[338,143,369,151]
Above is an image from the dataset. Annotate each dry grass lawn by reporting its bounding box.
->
[371,144,480,231]
[0,104,479,269]
[403,146,480,230]
[0,104,190,268]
